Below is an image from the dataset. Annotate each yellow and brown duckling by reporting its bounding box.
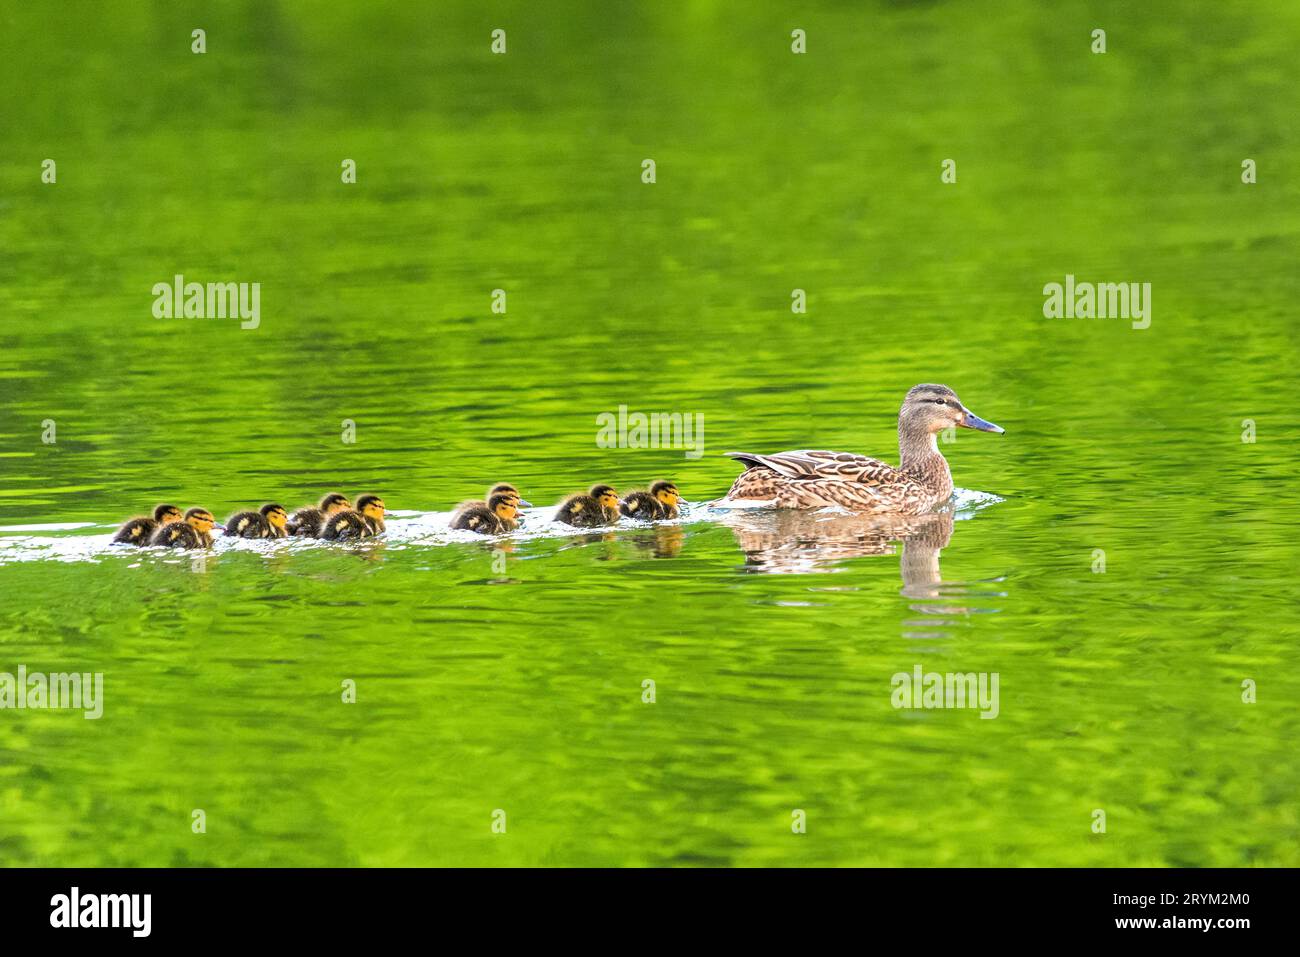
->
[452,483,531,526]
[488,482,532,512]
[357,494,387,534]
[111,503,183,545]
[286,493,352,538]
[620,481,685,521]
[149,507,219,548]
[320,494,387,541]
[223,503,289,539]
[451,492,521,535]
[555,484,621,527]
[456,483,530,509]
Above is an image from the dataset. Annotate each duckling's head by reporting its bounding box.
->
[901,384,1003,436]
[489,482,532,508]
[650,480,683,508]
[356,494,386,523]
[260,503,288,530]
[154,504,183,524]
[184,507,218,534]
[488,493,518,523]
[319,492,352,514]
[589,484,620,510]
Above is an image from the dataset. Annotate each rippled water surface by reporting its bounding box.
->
[1,1,1298,866]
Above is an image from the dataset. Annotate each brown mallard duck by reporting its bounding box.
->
[149,507,219,548]
[320,494,387,540]
[223,503,289,539]
[555,484,620,527]
[450,492,520,535]
[111,503,183,545]
[620,480,685,521]
[286,493,351,538]
[725,384,1003,514]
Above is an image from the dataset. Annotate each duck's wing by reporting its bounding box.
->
[726,449,903,485]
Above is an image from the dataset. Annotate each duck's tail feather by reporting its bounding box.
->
[725,451,768,471]
[727,450,810,478]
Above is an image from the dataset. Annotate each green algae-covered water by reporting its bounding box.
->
[1,1,1298,866]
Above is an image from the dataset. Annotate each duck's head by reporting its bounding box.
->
[488,492,519,523]
[489,482,532,508]
[184,507,219,534]
[650,480,684,509]
[901,384,1003,435]
[356,494,386,523]
[260,503,288,531]
[319,492,352,515]
[589,484,620,511]
[154,504,184,524]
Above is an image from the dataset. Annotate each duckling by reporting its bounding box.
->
[450,492,520,535]
[286,492,352,538]
[451,483,531,527]
[620,480,685,521]
[319,509,372,541]
[320,494,387,541]
[149,507,218,548]
[223,503,289,539]
[355,494,386,534]
[112,503,183,545]
[618,490,663,520]
[488,483,532,508]
[555,484,621,527]
[263,503,289,538]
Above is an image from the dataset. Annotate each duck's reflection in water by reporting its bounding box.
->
[719,508,947,575]
[719,509,999,616]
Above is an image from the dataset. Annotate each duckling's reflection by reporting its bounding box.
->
[342,540,387,562]
[556,531,621,559]
[719,509,955,593]
[629,524,685,558]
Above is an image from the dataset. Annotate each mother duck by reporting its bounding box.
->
[725,384,1003,514]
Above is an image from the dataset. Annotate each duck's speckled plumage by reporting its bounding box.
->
[725,384,1003,514]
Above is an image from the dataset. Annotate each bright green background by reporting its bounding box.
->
[1,1,1297,865]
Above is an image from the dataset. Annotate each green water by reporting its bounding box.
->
[1,1,1298,866]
